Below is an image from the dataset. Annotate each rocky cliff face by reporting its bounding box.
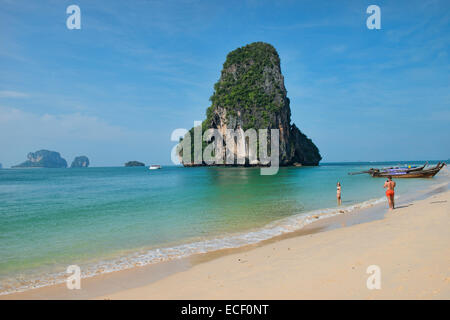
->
[13,150,68,168]
[125,161,145,167]
[71,156,90,168]
[181,42,321,166]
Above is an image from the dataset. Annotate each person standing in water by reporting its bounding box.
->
[383,176,396,210]
[336,182,342,205]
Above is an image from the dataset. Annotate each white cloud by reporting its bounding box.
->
[0,106,162,167]
[329,45,347,54]
[0,106,128,141]
[0,90,28,98]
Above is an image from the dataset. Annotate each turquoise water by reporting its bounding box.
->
[0,162,448,294]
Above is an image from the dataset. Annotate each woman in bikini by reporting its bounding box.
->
[383,176,396,210]
[336,182,342,205]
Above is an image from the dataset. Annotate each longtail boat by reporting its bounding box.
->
[348,162,427,176]
[370,162,446,178]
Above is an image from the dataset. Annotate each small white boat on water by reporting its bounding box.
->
[149,165,161,170]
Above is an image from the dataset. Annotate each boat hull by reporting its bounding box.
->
[370,163,446,178]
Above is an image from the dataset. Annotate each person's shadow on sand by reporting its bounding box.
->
[395,204,413,209]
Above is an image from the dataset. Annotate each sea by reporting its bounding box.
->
[0,161,448,294]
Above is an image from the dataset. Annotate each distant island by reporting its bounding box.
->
[0,163,2,169]
[179,42,321,167]
[13,150,68,168]
[71,156,90,168]
[125,161,145,167]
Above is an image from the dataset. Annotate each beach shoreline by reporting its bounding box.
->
[2,180,448,300]
[102,187,449,300]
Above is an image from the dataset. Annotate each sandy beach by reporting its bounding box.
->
[96,189,449,300]
[94,189,449,300]
[3,185,449,300]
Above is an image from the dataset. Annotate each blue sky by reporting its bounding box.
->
[0,0,449,167]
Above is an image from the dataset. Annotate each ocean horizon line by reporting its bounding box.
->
[1,159,448,169]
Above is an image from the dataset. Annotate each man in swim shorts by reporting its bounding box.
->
[383,176,396,210]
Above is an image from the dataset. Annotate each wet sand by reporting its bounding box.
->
[99,189,450,300]
[3,184,448,300]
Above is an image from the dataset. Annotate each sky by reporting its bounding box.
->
[0,0,449,167]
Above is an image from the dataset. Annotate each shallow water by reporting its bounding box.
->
[0,162,447,294]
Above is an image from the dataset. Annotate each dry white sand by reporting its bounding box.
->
[99,190,450,300]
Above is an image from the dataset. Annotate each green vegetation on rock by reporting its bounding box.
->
[125,161,145,167]
[13,150,68,168]
[207,42,284,128]
[180,42,321,166]
[71,156,90,168]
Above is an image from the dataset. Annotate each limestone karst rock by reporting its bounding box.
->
[13,150,68,168]
[125,161,145,167]
[71,156,90,168]
[180,42,321,166]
